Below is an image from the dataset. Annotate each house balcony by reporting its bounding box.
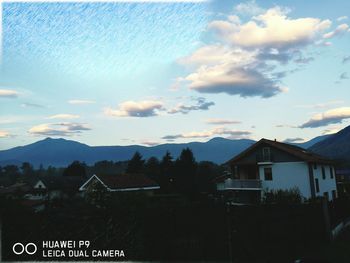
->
[256,153,274,163]
[222,179,262,190]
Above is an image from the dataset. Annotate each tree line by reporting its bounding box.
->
[0,148,224,194]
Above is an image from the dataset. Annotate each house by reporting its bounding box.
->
[215,139,337,203]
[24,176,85,201]
[79,174,160,194]
[335,169,350,197]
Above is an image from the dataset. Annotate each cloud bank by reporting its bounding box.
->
[29,122,91,136]
[300,107,350,128]
[162,126,251,141]
[175,4,344,98]
[0,89,19,98]
[105,100,164,117]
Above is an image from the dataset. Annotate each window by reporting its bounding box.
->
[330,167,334,179]
[322,166,326,180]
[332,190,337,200]
[264,167,273,181]
[314,163,317,170]
[315,178,320,193]
[262,147,271,161]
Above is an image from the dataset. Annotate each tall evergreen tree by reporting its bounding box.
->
[63,161,86,177]
[126,151,145,173]
[159,151,174,192]
[145,157,161,182]
[175,148,197,194]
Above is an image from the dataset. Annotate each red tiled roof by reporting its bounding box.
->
[227,138,333,164]
[94,174,159,190]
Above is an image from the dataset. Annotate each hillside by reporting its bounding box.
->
[0,137,255,167]
[0,133,331,168]
[309,125,350,161]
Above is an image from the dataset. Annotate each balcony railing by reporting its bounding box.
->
[256,153,274,162]
[223,179,262,190]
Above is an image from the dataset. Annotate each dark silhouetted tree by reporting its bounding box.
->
[160,151,174,192]
[21,162,34,176]
[145,157,161,182]
[126,152,145,173]
[63,161,86,177]
[196,161,222,193]
[175,148,197,194]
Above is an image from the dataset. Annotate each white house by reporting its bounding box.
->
[24,176,85,201]
[215,139,337,203]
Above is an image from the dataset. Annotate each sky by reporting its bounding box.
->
[0,0,349,150]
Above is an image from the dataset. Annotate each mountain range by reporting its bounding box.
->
[310,125,350,161]
[1,127,346,167]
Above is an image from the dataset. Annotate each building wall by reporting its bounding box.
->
[259,162,337,201]
[312,164,337,200]
[34,180,46,189]
[259,162,312,199]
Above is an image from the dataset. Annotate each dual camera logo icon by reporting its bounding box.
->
[12,243,37,255]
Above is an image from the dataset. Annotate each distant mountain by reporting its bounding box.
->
[293,134,332,149]
[0,133,330,168]
[309,125,350,161]
[0,137,255,167]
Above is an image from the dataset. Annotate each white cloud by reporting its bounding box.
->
[283,137,304,143]
[0,130,11,138]
[162,126,251,140]
[323,23,349,39]
[295,100,344,109]
[29,122,91,136]
[323,126,343,135]
[140,140,160,146]
[234,0,265,16]
[68,99,96,105]
[211,7,331,49]
[105,100,164,117]
[168,97,214,114]
[0,89,19,98]
[21,103,45,108]
[185,64,283,97]
[205,118,241,125]
[337,16,348,22]
[300,107,350,128]
[47,114,80,120]
[3,0,206,2]
[176,5,332,98]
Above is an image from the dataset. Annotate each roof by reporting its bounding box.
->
[227,138,333,165]
[40,176,85,191]
[81,174,159,191]
[23,175,85,191]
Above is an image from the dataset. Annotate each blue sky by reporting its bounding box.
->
[0,0,349,149]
